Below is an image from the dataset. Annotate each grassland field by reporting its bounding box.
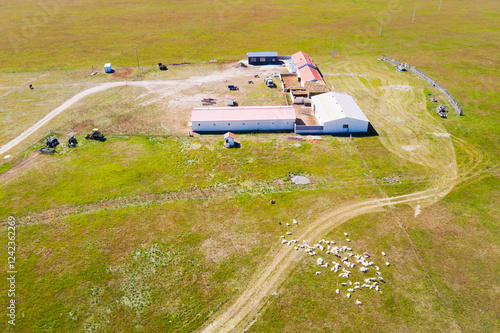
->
[0,0,499,332]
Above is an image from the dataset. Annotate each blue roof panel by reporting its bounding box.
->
[247,52,278,57]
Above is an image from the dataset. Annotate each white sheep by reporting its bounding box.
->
[293,219,298,224]
[370,278,377,282]
[315,271,321,275]
[363,252,370,258]
[348,280,353,285]
[341,282,347,286]
[344,232,348,237]
[281,240,287,244]
[286,223,290,226]
[386,262,390,266]
[354,282,360,285]
[382,252,386,256]
[354,286,360,290]
[355,299,362,305]
[378,277,385,283]
[317,258,324,266]
[346,293,351,298]
[375,266,380,271]
[346,238,351,242]
[336,289,340,294]
[280,235,285,238]
[348,288,354,292]
[286,232,292,235]
[375,285,380,291]
[360,267,369,273]
[376,272,381,276]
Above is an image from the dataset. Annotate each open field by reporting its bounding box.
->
[0,0,499,332]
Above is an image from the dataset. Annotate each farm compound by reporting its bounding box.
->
[191,106,296,132]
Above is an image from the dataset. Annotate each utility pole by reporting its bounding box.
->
[331,38,335,58]
[439,0,443,10]
[379,19,383,37]
[135,48,140,70]
[412,8,416,22]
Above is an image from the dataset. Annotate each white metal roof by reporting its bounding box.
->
[312,92,369,122]
[104,63,111,67]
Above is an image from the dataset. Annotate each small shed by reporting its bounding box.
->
[247,52,279,65]
[104,63,113,73]
[224,132,235,148]
[226,95,235,106]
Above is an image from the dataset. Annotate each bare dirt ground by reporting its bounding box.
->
[0,62,285,157]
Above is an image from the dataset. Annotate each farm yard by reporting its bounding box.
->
[0,0,499,332]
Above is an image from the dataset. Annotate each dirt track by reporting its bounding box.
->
[200,134,483,333]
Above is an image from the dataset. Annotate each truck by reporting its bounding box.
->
[264,77,274,87]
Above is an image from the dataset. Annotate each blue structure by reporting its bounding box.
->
[247,52,279,65]
[104,63,113,73]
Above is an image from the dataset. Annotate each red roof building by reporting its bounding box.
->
[292,51,318,70]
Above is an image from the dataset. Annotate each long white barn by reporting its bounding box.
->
[191,106,296,132]
[311,92,369,133]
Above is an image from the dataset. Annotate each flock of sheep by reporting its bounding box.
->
[280,220,390,306]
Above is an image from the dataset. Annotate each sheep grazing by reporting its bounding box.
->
[293,219,298,224]
[362,284,370,288]
[354,282,360,285]
[378,277,385,283]
[354,286,360,290]
[348,280,353,285]
[287,241,292,246]
[382,252,386,256]
[346,293,351,299]
[341,282,347,286]
[344,232,348,237]
[346,238,351,242]
[280,235,285,238]
[360,267,369,273]
[386,262,390,266]
[305,249,311,253]
[331,241,336,244]
[370,278,377,282]
[326,241,330,244]
[375,285,380,291]
[315,271,321,275]
[336,289,340,294]
[319,245,325,251]
[355,299,362,305]
[348,288,354,292]
[364,279,371,283]
[294,247,299,251]
[375,266,380,271]
[286,223,290,226]
[376,272,381,275]
[326,251,331,254]
[363,252,370,258]
[281,240,287,244]
[286,231,292,235]
[347,247,352,251]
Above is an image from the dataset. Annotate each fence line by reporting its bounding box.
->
[381,56,463,116]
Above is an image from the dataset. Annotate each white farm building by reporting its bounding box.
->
[311,92,369,133]
[191,106,296,132]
